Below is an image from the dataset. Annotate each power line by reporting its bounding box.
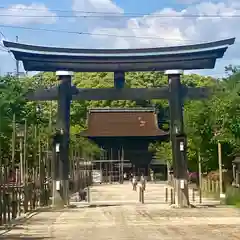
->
[0,31,6,39]
[0,27,235,79]
[0,24,197,41]
[0,37,18,62]
[0,24,238,43]
[0,47,8,52]
[16,35,19,78]
[0,48,17,62]
[0,6,240,18]
[0,13,240,18]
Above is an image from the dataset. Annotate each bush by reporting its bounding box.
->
[225,186,240,206]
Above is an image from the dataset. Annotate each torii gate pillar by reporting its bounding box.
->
[52,70,73,206]
[165,70,190,208]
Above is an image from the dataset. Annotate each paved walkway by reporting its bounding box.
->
[71,181,220,206]
[1,182,240,239]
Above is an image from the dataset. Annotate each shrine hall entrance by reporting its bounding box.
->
[91,159,130,184]
[91,158,156,184]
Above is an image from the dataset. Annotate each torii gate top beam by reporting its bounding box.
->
[3,38,235,72]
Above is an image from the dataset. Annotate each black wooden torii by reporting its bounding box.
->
[3,37,235,207]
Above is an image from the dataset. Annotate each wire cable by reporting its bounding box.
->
[0,13,239,18]
[0,24,237,43]
[0,6,240,18]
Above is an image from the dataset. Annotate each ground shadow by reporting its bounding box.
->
[0,235,52,239]
[87,204,122,208]
[195,204,219,208]
[31,208,64,213]
[0,226,24,231]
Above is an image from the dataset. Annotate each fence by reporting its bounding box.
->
[201,178,220,195]
[0,120,49,225]
[68,150,93,203]
[0,119,93,226]
[0,166,51,225]
[70,164,92,195]
[164,176,221,204]
[0,150,93,225]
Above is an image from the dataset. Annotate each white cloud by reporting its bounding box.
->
[72,0,123,14]
[0,3,57,25]
[72,0,125,29]
[77,0,239,76]
[89,1,239,49]
[176,0,212,4]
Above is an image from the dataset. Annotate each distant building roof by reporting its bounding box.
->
[81,108,168,137]
[3,38,235,72]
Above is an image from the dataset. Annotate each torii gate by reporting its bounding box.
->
[3,37,235,208]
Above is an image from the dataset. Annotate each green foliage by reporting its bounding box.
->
[152,141,172,164]
[0,67,239,173]
[147,67,240,171]
[225,186,240,206]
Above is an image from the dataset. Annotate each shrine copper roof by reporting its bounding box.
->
[3,38,235,72]
[81,108,168,137]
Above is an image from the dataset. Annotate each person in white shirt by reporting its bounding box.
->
[140,174,146,191]
[132,175,137,191]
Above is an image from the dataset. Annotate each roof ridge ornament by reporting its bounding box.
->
[165,70,183,75]
[56,71,73,76]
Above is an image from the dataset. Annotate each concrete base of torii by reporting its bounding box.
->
[172,178,190,208]
[51,180,65,209]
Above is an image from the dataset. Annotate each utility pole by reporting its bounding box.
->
[198,151,202,204]
[16,36,19,78]
[11,114,16,169]
[121,146,124,184]
[214,130,225,200]
[23,120,27,184]
[48,101,52,177]
[218,141,224,199]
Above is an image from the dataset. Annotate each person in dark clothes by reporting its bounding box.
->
[78,188,87,201]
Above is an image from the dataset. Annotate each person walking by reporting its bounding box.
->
[129,172,133,182]
[132,175,137,191]
[140,173,146,191]
[150,170,154,182]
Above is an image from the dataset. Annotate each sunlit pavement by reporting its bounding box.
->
[1,182,240,239]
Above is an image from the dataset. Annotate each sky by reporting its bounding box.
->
[0,0,240,77]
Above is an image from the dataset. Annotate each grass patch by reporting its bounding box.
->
[202,191,220,200]
[235,202,240,208]
[225,186,240,207]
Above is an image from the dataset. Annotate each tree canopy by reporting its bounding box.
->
[0,67,239,172]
